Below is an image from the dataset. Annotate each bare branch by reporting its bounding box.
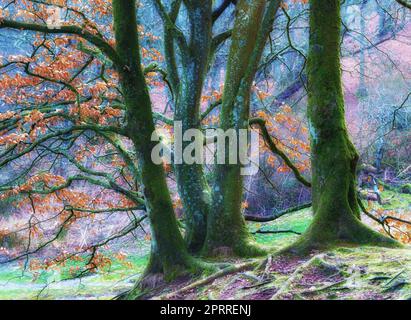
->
[249,117,311,187]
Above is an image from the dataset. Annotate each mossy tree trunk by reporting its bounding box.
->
[112,0,198,285]
[286,0,400,254]
[169,1,213,254]
[203,0,281,257]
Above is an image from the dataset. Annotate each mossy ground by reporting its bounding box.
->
[170,246,411,300]
[0,254,148,300]
[0,191,409,300]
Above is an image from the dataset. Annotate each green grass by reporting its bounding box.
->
[248,208,312,250]
[0,254,149,300]
[380,190,411,211]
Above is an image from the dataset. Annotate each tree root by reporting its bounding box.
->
[271,254,325,299]
[279,213,403,257]
[300,279,347,295]
[270,254,343,300]
[157,260,259,300]
[120,257,217,300]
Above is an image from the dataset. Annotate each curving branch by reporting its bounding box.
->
[0,19,123,68]
[200,98,223,122]
[249,117,311,187]
[0,124,126,166]
[151,0,189,56]
[211,30,232,52]
[212,0,237,22]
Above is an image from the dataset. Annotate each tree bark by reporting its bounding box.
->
[171,1,213,253]
[203,0,281,257]
[285,0,400,254]
[112,0,199,287]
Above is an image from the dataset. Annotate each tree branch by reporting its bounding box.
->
[151,0,188,55]
[249,117,311,187]
[212,0,237,22]
[244,202,311,222]
[0,19,123,68]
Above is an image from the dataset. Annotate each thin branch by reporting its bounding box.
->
[0,19,122,67]
[212,0,237,22]
[151,0,188,55]
[252,229,302,235]
[249,117,311,187]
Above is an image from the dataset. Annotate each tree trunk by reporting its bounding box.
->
[172,1,213,254]
[112,0,200,288]
[286,0,399,254]
[203,0,281,257]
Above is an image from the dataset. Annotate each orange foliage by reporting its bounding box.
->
[254,106,311,173]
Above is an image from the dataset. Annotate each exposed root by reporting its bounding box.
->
[279,215,403,257]
[382,269,408,292]
[157,260,259,300]
[205,240,267,259]
[300,279,347,295]
[122,257,216,300]
[271,255,321,299]
[271,254,341,299]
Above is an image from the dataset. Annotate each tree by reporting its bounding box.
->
[284,0,400,254]
[111,0,204,287]
[203,0,282,256]
[152,0,301,256]
[152,0,215,253]
[0,0,205,289]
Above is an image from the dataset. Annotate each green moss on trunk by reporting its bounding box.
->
[172,1,213,253]
[203,0,274,257]
[111,0,204,291]
[285,0,400,255]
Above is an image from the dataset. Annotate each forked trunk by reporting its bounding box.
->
[204,0,281,257]
[172,1,213,253]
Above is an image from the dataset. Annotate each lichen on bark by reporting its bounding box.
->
[203,0,281,257]
[283,0,400,255]
[111,1,209,296]
[161,0,213,254]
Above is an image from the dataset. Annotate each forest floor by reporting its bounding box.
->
[0,190,410,300]
[148,242,411,300]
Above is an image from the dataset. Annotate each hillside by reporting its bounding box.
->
[0,190,409,300]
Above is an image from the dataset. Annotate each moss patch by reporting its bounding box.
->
[248,208,312,250]
[0,254,148,300]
